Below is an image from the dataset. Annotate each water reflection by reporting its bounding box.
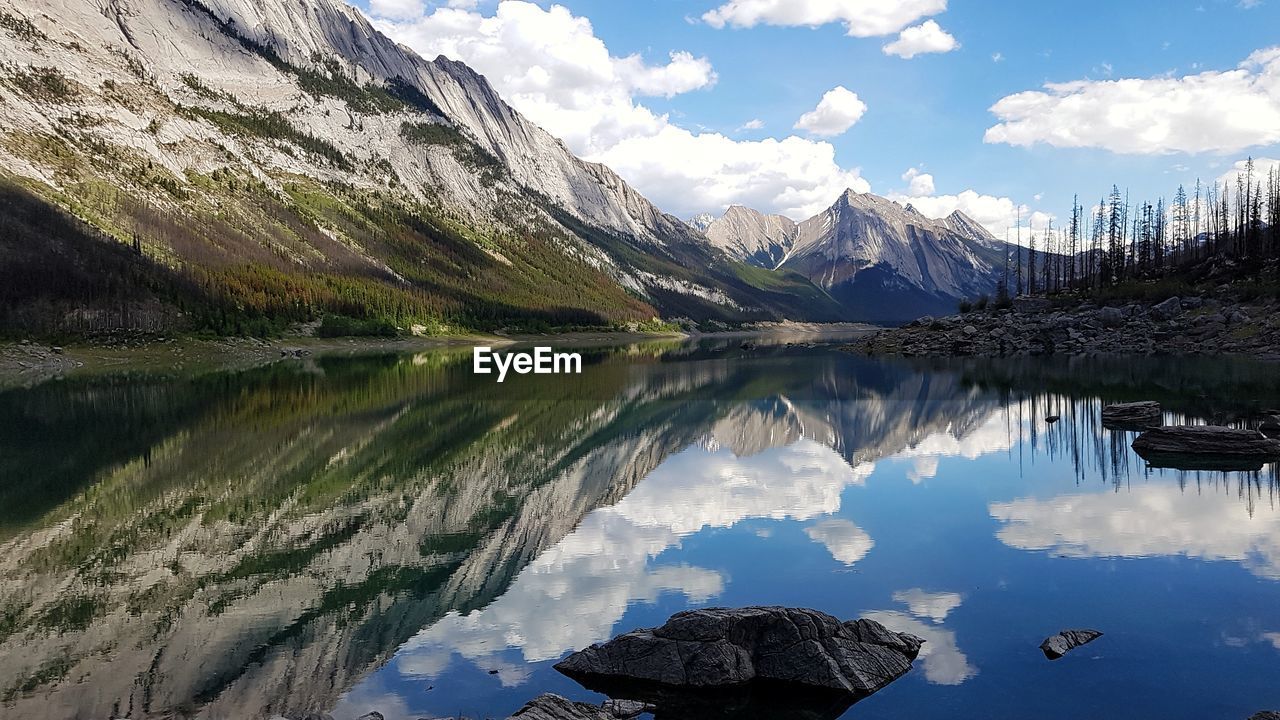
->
[991,483,1280,579]
[0,347,1277,719]
[399,438,872,681]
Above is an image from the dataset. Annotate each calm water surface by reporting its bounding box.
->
[1,340,1279,719]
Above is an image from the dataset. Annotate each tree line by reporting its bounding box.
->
[996,159,1280,301]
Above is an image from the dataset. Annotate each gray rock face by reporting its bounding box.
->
[705,191,1007,319]
[1101,402,1163,428]
[703,206,798,269]
[555,607,923,697]
[1132,426,1280,457]
[1039,629,1102,659]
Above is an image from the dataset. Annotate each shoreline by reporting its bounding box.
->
[846,295,1280,362]
[0,322,877,388]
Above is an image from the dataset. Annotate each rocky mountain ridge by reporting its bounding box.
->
[0,0,847,334]
[704,190,1006,322]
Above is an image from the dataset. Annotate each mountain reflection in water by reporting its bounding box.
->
[1,344,1278,720]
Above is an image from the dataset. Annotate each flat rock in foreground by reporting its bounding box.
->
[1101,401,1163,429]
[1132,426,1280,458]
[1040,629,1103,659]
[555,607,923,698]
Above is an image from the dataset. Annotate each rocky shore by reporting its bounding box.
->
[849,296,1280,359]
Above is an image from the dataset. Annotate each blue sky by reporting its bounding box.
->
[359,0,1280,237]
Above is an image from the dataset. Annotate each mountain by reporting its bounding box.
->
[703,191,1006,322]
[704,205,798,269]
[686,213,716,232]
[0,0,843,336]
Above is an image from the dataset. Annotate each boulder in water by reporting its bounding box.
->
[1040,629,1103,659]
[555,607,922,698]
[1101,401,1162,429]
[1132,426,1280,458]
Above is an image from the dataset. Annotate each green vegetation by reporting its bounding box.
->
[317,314,400,338]
[7,66,77,103]
[400,121,504,183]
[2,657,72,702]
[35,594,102,633]
[183,105,351,170]
[0,9,47,43]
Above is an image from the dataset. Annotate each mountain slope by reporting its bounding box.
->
[704,205,798,269]
[705,191,1006,322]
[0,0,838,335]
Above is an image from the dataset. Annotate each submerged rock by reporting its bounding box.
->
[509,694,650,720]
[1040,629,1103,659]
[1132,426,1280,458]
[555,607,923,699]
[1249,712,1280,720]
[1101,401,1162,429]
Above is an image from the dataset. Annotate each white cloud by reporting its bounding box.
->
[990,484,1280,580]
[887,174,1052,240]
[615,50,719,98]
[368,1,871,219]
[1217,156,1280,188]
[598,128,870,219]
[902,167,936,196]
[794,86,868,137]
[882,20,959,59]
[703,0,948,38]
[985,45,1280,154]
[991,51,1004,63]
[369,0,426,20]
[805,518,874,565]
[738,118,765,131]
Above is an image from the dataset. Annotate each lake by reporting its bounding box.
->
[1,339,1279,719]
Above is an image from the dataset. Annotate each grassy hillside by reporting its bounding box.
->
[0,161,659,338]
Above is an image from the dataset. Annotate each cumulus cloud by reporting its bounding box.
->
[369,0,426,20]
[794,86,868,137]
[985,45,1280,154]
[615,50,719,98]
[367,1,871,219]
[738,118,765,131]
[1217,156,1280,188]
[805,518,874,565]
[887,173,1052,240]
[598,128,870,219]
[882,20,959,59]
[703,0,948,38]
[902,167,936,196]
